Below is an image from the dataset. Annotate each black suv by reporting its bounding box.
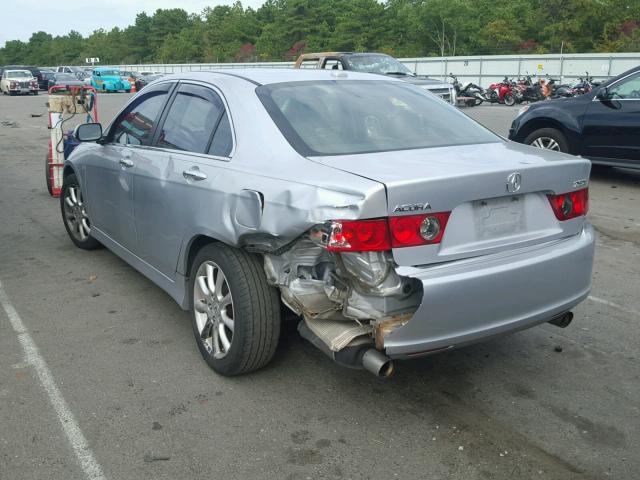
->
[509,66,640,168]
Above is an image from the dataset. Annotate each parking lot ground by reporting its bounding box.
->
[0,93,639,480]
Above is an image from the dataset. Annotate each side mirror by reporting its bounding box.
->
[75,123,103,142]
[95,72,100,77]
[596,86,609,100]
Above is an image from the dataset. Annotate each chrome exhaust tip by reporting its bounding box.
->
[362,349,394,378]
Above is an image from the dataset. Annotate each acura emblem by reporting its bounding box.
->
[506,172,521,193]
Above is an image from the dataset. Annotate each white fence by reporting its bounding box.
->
[115,52,639,88]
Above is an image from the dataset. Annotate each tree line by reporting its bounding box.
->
[1,0,639,66]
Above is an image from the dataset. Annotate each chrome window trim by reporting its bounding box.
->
[126,144,232,163]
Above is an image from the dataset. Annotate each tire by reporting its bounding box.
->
[523,127,569,153]
[504,93,516,106]
[474,96,483,106]
[189,243,281,376]
[32,91,38,95]
[60,173,101,250]
[45,153,53,196]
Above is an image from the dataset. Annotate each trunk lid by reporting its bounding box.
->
[309,141,591,266]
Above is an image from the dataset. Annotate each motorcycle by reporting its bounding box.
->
[514,74,545,103]
[448,73,486,106]
[573,72,596,95]
[486,76,517,106]
[542,74,574,99]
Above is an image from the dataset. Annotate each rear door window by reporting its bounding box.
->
[156,83,228,155]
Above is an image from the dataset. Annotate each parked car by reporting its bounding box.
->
[295,52,456,105]
[48,73,86,90]
[135,73,164,91]
[56,66,89,80]
[39,69,55,90]
[61,70,594,377]
[509,66,640,168]
[91,67,131,93]
[1,69,38,95]
[2,65,43,90]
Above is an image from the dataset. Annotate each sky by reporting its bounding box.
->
[0,0,266,47]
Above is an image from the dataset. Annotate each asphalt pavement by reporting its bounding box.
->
[0,92,638,480]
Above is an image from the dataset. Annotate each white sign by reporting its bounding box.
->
[85,57,100,64]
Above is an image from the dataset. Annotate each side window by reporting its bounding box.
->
[322,59,343,70]
[208,112,233,157]
[156,84,225,154]
[298,59,319,69]
[609,73,640,99]
[110,84,171,146]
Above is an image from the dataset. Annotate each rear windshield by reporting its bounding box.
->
[8,71,32,78]
[257,80,499,156]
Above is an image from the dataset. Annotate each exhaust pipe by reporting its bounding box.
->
[362,349,394,378]
[298,320,395,377]
[548,312,573,328]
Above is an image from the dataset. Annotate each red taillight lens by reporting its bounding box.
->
[326,219,391,252]
[547,188,588,221]
[325,213,450,252]
[389,212,450,247]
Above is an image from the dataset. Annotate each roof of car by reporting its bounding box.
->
[158,68,402,86]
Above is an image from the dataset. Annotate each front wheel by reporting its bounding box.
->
[60,173,101,250]
[523,128,569,153]
[190,243,281,376]
[504,93,516,106]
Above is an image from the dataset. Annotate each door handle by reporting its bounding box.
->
[183,167,207,181]
[119,158,134,168]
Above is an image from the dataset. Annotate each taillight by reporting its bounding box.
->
[323,213,450,252]
[547,188,588,221]
[388,212,450,247]
[326,219,391,252]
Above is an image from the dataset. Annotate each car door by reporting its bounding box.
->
[581,71,640,163]
[133,82,233,278]
[84,83,172,253]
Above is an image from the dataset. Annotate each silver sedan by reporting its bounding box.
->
[62,69,594,377]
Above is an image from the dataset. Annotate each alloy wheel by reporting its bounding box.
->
[193,261,234,359]
[63,185,91,241]
[530,136,561,151]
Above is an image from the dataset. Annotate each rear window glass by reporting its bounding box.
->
[257,80,498,156]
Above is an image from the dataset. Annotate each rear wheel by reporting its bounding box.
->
[45,153,53,195]
[190,243,281,376]
[524,128,569,153]
[504,93,516,106]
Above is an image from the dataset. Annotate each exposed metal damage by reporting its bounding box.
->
[263,233,422,375]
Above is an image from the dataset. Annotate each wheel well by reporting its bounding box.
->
[515,118,571,150]
[185,235,218,279]
[62,165,76,180]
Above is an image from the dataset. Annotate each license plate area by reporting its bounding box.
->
[473,195,525,238]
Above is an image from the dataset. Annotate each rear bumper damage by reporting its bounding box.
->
[264,223,594,372]
[384,225,595,358]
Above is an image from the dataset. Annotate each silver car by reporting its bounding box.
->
[62,69,594,377]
